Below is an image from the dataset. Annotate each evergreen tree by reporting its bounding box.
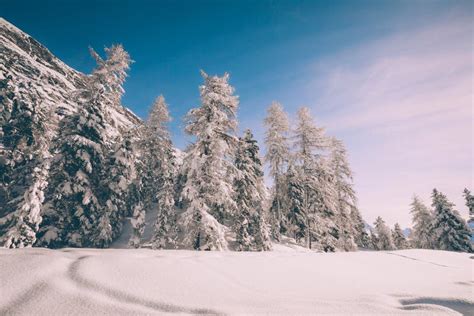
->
[369,230,379,250]
[233,129,271,251]
[3,162,50,248]
[38,82,108,247]
[264,102,290,241]
[89,45,132,117]
[178,71,238,250]
[285,164,307,244]
[373,216,395,250]
[124,126,146,248]
[328,137,357,251]
[392,223,409,250]
[100,135,137,247]
[350,206,370,249]
[0,75,56,247]
[147,96,177,249]
[409,195,433,249]
[463,188,474,224]
[129,202,145,248]
[292,107,337,251]
[431,189,472,252]
[38,45,131,248]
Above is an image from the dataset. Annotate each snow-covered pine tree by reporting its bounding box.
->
[127,97,173,249]
[350,206,370,249]
[369,230,379,250]
[143,96,178,249]
[3,162,50,248]
[151,148,177,249]
[392,223,409,250]
[409,195,433,249]
[285,163,307,244]
[463,188,473,224]
[233,129,271,251]
[38,83,108,247]
[0,75,16,218]
[264,102,290,241]
[178,71,238,250]
[328,137,357,251]
[292,107,337,251]
[89,45,132,118]
[431,189,472,252]
[373,216,395,250]
[38,45,131,248]
[100,134,137,247]
[1,76,56,247]
[129,201,145,248]
[122,125,146,248]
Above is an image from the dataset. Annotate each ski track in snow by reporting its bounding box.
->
[0,281,49,315]
[385,251,452,268]
[67,255,225,315]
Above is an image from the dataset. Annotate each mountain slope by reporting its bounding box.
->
[0,17,140,134]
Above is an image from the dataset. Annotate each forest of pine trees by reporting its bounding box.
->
[1,44,472,253]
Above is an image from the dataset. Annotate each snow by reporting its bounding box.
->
[0,249,472,315]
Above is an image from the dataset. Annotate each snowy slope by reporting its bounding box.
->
[0,17,141,137]
[0,248,472,315]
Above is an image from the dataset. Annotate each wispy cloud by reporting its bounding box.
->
[307,16,472,226]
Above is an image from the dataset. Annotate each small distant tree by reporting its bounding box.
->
[431,189,472,252]
[350,206,370,249]
[463,188,474,224]
[369,230,379,250]
[409,195,433,249]
[373,216,395,250]
[392,223,409,250]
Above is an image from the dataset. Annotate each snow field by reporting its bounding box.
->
[0,248,472,315]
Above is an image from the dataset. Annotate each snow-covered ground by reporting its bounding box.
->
[0,248,472,315]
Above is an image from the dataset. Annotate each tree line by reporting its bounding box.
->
[1,45,471,252]
[367,189,472,252]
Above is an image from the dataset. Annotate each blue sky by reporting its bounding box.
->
[2,0,472,226]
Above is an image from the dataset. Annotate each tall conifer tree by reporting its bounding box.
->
[178,71,238,250]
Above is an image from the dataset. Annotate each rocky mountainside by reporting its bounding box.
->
[0,17,140,136]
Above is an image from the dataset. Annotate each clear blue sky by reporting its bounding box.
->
[2,0,472,226]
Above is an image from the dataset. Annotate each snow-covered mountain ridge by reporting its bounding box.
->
[0,17,141,134]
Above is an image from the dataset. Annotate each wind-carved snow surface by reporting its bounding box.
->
[0,249,472,315]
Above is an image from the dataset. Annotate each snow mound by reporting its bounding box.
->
[0,249,472,315]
